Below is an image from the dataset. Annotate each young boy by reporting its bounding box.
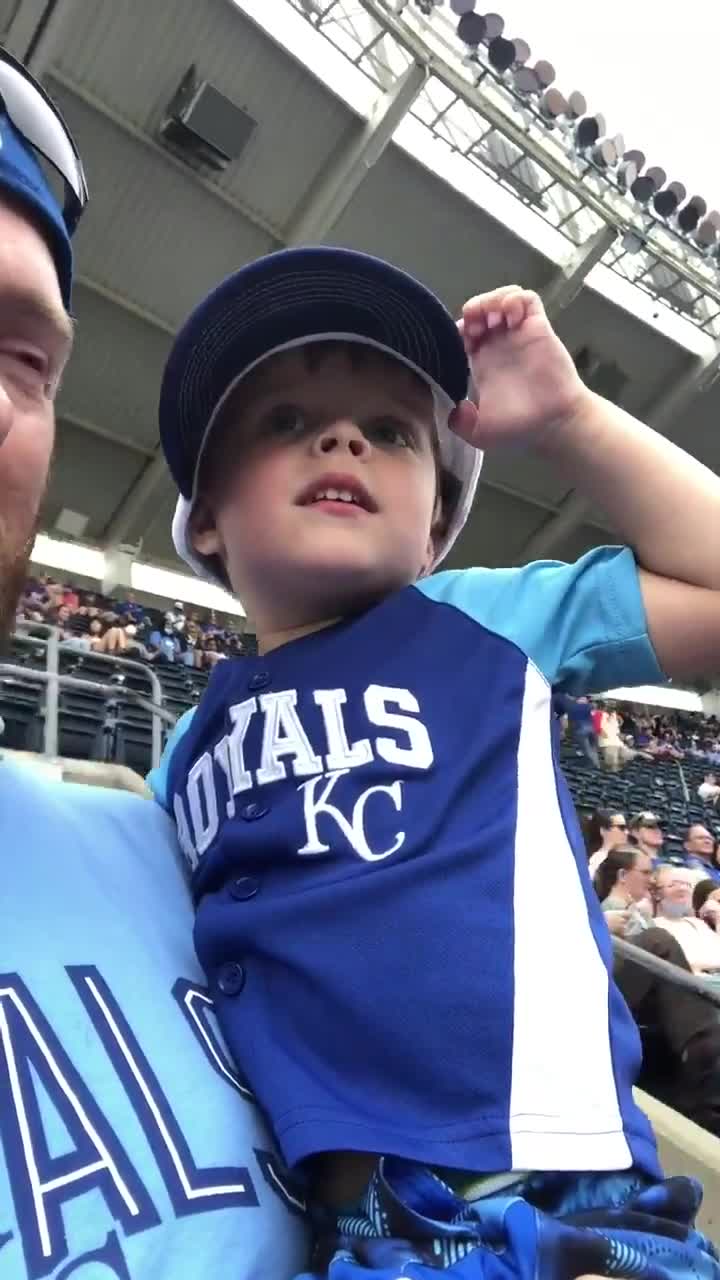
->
[151,246,720,1278]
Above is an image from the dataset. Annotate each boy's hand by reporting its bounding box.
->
[450,286,588,451]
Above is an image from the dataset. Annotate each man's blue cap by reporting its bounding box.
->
[159,245,470,500]
[0,109,73,306]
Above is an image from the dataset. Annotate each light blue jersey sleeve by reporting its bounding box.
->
[147,706,197,810]
[416,545,665,695]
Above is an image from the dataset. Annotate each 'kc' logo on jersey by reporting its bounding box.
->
[172,684,434,868]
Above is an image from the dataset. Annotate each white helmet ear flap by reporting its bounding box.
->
[430,385,483,569]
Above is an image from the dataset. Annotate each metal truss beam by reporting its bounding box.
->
[542,224,617,321]
[285,59,427,244]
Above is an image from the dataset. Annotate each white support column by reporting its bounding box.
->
[517,343,720,564]
[285,59,427,244]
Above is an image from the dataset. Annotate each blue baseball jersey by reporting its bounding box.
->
[151,547,665,1181]
[0,760,308,1279]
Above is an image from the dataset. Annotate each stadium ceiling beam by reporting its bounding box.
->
[60,411,155,458]
[101,449,169,549]
[284,59,427,244]
[3,0,78,75]
[516,344,720,564]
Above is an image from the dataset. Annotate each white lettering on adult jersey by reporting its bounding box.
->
[364,685,434,769]
[256,691,323,785]
[0,977,156,1278]
[297,770,405,861]
[0,970,296,1279]
[313,689,373,771]
[186,752,218,855]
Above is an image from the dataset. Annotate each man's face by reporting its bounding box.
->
[0,198,72,649]
[191,345,439,629]
[634,819,663,851]
[656,870,694,915]
[685,825,715,861]
[622,851,653,902]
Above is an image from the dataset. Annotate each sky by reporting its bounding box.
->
[499,0,720,208]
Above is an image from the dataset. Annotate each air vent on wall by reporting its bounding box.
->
[160,66,257,172]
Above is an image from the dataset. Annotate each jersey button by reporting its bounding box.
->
[240,802,268,821]
[230,876,260,900]
[217,962,246,996]
[248,671,271,691]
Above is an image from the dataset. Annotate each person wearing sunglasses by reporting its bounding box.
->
[584,807,628,879]
[0,52,307,1280]
[629,811,665,861]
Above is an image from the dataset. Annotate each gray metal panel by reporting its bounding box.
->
[481,449,572,510]
[672,381,720,472]
[52,0,355,229]
[44,420,148,541]
[50,83,274,325]
[445,484,554,570]
[331,145,547,314]
[552,291,691,416]
[140,484,183,567]
[57,286,171,451]
[0,1,21,40]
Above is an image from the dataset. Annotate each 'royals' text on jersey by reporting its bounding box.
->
[154,549,665,1180]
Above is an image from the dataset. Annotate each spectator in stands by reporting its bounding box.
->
[693,879,720,931]
[202,634,226,669]
[653,866,720,974]
[599,706,634,771]
[596,845,654,937]
[611,906,720,1137]
[699,771,720,807]
[62,582,79,611]
[180,617,203,668]
[76,591,100,618]
[629,811,664,861]
[584,808,628,879]
[682,824,720,885]
[115,590,145,626]
[554,692,599,765]
[147,618,182,663]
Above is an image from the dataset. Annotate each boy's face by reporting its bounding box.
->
[191,346,440,625]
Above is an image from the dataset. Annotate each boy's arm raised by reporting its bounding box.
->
[452,286,720,678]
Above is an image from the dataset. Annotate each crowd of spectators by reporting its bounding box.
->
[15,574,251,671]
[556,693,720,775]
[582,810,720,1136]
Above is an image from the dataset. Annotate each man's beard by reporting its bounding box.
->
[0,514,36,655]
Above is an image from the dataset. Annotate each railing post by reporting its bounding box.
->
[145,666,164,769]
[44,627,60,757]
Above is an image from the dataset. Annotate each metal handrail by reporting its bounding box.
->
[1,624,177,767]
[614,935,720,1009]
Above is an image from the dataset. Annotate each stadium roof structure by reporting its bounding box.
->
[8,0,720,591]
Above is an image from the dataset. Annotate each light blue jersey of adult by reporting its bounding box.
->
[150,547,665,1182]
[0,762,308,1279]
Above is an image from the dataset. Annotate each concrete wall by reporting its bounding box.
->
[638,1089,720,1240]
